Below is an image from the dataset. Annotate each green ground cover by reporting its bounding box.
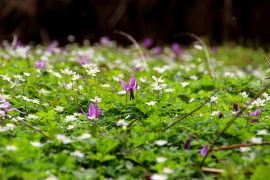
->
[1,42,270,179]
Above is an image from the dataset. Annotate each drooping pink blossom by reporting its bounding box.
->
[119,76,138,100]
[34,61,47,69]
[200,145,209,156]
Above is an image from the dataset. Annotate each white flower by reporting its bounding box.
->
[151,174,168,180]
[162,167,173,174]
[0,75,11,82]
[71,150,84,158]
[67,125,76,130]
[151,82,167,91]
[6,145,17,151]
[5,123,16,130]
[189,98,195,103]
[263,93,270,101]
[140,77,147,83]
[26,115,38,121]
[0,125,7,132]
[152,75,164,83]
[240,92,248,98]
[210,96,218,103]
[146,101,157,106]
[77,133,92,140]
[30,141,43,147]
[45,175,58,180]
[165,88,174,93]
[100,84,111,88]
[72,74,81,81]
[257,129,268,135]
[56,134,72,144]
[0,94,11,100]
[190,75,198,80]
[54,106,64,112]
[250,137,262,144]
[156,157,167,163]
[31,99,40,104]
[153,66,170,74]
[65,82,74,90]
[113,76,120,81]
[61,68,75,75]
[155,140,167,146]
[14,74,25,81]
[181,82,189,87]
[224,72,236,78]
[116,119,129,127]
[50,71,62,78]
[39,89,51,95]
[90,96,102,103]
[15,46,30,58]
[83,63,100,76]
[23,72,30,77]
[163,167,174,174]
[118,91,126,95]
[73,113,82,117]
[211,111,220,116]
[251,98,265,107]
[65,115,77,122]
[240,147,251,152]
[193,44,203,50]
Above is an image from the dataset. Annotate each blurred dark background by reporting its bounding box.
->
[0,0,269,46]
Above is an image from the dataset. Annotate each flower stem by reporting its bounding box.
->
[125,92,128,115]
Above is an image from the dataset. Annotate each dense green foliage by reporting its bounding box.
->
[0,43,270,179]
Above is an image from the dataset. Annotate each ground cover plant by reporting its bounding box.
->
[1,39,270,179]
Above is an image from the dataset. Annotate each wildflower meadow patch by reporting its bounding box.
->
[1,40,270,179]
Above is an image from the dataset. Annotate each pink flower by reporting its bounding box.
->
[81,103,101,120]
[200,145,208,156]
[34,61,46,69]
[119,76,138,100]
[171,43,182,56]
[143,37,153,49]
[120,76,138,92]
[88,103,101,119]
[77,56,88,66]
[250,109,263,117]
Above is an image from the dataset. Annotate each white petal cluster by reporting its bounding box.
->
[83,63,100,76]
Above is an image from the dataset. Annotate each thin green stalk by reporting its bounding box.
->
[162,96,211,132]
[19,119,51,139]
[177,32,216,79]
[125,92,128,115]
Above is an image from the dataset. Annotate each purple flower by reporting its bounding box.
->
[200,145,209,156]
[88,103,101,119]
[120,76,138,92]
[143,37,153,49]
[34,61,46,69]
[152,46,162,55]
[46,41,58,53]
[119,76,138,100]
[0,101,12,112]
[184,137,191,150]
[233,102,239,112]
[77,56,88,66]
[15,40,23,48]
[251,119,259,123]
[250,109,263,117]
[171,43,182,56]
[211,46,218,53]
[0,101,25,116]
[100,36,111,45]
[81,103,101,120]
